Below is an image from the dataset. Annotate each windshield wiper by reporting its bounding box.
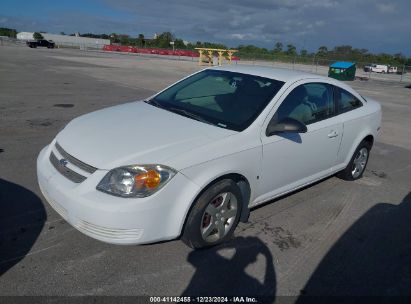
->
[144,99,164,108]
[167,107,216,126]
[145,100,219,127]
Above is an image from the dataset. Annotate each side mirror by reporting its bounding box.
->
[266,117,307,136]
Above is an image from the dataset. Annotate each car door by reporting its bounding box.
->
[254,80,343,204]
[333,86,365,166]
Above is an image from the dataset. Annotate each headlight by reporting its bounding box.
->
[96,165,176,198]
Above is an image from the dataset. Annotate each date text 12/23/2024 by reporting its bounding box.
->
[149,296,258,303]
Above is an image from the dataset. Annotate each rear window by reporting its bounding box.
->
[337,88,363,113]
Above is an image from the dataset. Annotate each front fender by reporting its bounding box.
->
[180,146,262,207]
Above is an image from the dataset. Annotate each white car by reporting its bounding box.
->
[370,64,388,73]
[37,66,382,248]
[388,66,398,74]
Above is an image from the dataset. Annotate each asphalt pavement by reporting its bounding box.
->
[1,46,411,301]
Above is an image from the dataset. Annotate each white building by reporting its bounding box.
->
[16,32,110,49]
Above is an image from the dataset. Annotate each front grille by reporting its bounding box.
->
[55,142,96,174]
[49,151,87,183]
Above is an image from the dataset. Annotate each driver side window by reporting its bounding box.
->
[275,82,334,125]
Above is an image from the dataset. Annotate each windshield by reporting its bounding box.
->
[147,69,284,131]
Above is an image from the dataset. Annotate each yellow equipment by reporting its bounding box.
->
[195,48,238,66]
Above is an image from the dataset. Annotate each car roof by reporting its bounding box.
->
[209,65,328,83]
[209,64,364,102]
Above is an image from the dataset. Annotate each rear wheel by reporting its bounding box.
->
[182,179,242,249]
[337,140,371,181]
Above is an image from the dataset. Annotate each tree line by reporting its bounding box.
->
[0,27,17,38]
[79,32,228,50]
[237,43,410,67]
[77,31,411,66]
[2,27,410,66]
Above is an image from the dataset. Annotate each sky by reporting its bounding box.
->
[1,0,410,55]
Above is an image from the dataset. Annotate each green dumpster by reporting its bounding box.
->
[328,61,356,81]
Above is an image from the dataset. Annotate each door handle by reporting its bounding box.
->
[328,130,338,138]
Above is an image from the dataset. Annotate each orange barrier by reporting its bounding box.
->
[103,45,198,57]
[102,45,240,61]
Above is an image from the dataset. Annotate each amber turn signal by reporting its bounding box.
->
[134,170,161,189]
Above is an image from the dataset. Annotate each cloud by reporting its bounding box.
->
[377,3,396,13]
[1,0,410,54]
[228,33,260,40]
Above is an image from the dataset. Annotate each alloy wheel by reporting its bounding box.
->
[200,192,238,243]
[351,147,368,178]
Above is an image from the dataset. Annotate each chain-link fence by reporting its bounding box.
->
[0,36,26,47]
[0,36,104,51]
[235,54,411,83]
[2,37,409,84]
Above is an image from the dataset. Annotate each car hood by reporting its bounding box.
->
[56,101,236,170]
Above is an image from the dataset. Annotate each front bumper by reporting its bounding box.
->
[37,144,200,245]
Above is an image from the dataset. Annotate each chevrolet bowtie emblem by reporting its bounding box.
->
[59,159,68,167]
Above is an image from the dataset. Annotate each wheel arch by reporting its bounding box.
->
[363,134,374,147]
[342,132,375,167]
[337,133,374,180]
[179,173,251,238]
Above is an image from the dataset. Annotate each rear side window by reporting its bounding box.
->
[337,88,363,113]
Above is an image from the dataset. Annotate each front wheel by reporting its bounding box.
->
[337,141,371,181]
[182,179,242,249]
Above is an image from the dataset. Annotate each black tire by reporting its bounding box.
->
[182,179,243,249]
[337,140,371,181]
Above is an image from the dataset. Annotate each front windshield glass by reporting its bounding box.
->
[148,69,284,131]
